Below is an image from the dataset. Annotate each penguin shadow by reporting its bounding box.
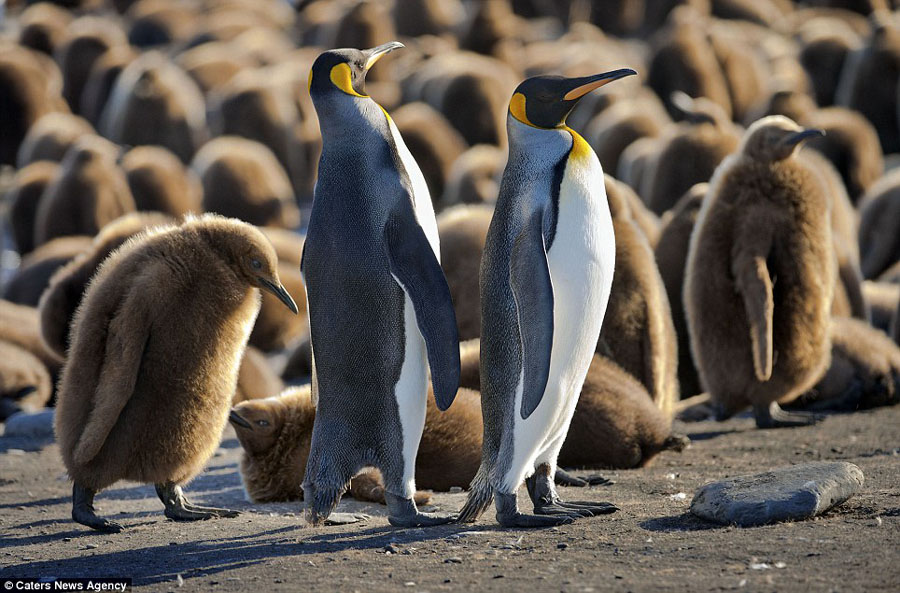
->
[0,435,54,453]
[639,512,720,533]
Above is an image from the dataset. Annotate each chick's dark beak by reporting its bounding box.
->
[258,277,299,314]
[229,410,252,430]
[783,128,826,146]
[563,68,638,101]
[364,41,404,70]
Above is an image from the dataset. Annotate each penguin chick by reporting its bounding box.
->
[33,135,136,247]
[192,136,301,230]
[3,237,93,308]
[233,346,284,405]
[248,263,308,352]
[0,340,53,421]
[79,45,137,129]
[643,93,740,215]
[55,17,128,116]
[100,51,206,163]
[38,212,176,360]
[441,144,505,207]
[559,355,689,470]
[280,331,313,384]
[0,300,63,374]
[858,168,900,279]
[599,175,680,419]
[799,25,861,108]
[16,112,95,168]
[17,2,73,56]
[121,145,203,216]
[230,385,479,503]
[7,161,60,256]
[790,316,900,412]
[437,204,493,341]
[654,183,707,398]
[862,281,900,334]
[685,116,835,428]
[54,214,298,532]
[459,337,481,392]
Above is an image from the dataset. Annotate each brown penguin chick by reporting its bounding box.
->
[835,13,900,154]
[121,146,203,216]
[458,0,523,58]
[0,340,53,421]
[803,107,884,204]
[862,281,900,334]
[458,337,480,392]
[2,236,93,308]
[18,2,73,56]
[16,112,95,168]
[54,214,299,532]
[231,384,481,503]
[646,8,733,121]
[331,0,398,83]
[559,355,689,470]
[393,102,468,208]
[233,346,284,405]
[685,116,835,428]
[617,136,662,197]
[615,178,663,248]
[436,204,493,341]
[857,168,900,279]
[0,46,63,166]
[599,176,680,419]
[38,212,176,360]
[176,42,256,96]
[192,136,301,230]
[654,183,707,398]
[789,316,900,412]
[54,17,128,116]
[99,51,207,163]
[744,88,818,126]
[126,0,199,48]
[441,144,505,207]
[799,23,862,107]
[709,0,786,26]
[259,227,304,267]
[643,93,740,215]
[79,45,137,129]
[248,263,308,352]
[707,22,770,124]
[0,300,64,374]
[392,0,462,37]
[33,135,136,247]
[7,161,60,256]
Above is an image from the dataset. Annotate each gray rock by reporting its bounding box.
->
[3,409,56,440]
[690,462,864,527]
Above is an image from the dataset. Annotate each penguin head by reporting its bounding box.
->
[508,69,637,129]
[190,215,300,314]
[740,115,825,162]
[308,41,404,99]
[229,401,282,454]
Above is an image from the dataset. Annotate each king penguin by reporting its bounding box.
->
[302,43,461,528]
[458,70,636,527]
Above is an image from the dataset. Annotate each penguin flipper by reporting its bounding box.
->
[734,253,774,383]
[72,286,151,466]
[384,209,460,410]
[510,211,554,419]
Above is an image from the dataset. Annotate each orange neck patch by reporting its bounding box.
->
[565,126,592,162]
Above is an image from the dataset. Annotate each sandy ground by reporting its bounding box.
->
[1,405,898,592]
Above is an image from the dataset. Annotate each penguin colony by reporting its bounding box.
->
[0,0,897,535]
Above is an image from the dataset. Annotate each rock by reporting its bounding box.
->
[3,410,55,440]
[690,462,864,527]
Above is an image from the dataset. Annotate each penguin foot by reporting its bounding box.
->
[754,402,826,429]
[72,484,124,533]
[155,482,239,521]
[324,512,371,525]
[543,500,619,516]
[554,468,614,487]
[495,493,573,528]
[385,491,455,527]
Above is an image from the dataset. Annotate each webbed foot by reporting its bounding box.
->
[385,491,454,527]
[496,493,573,527]
[155,482,239,521]
[554,468,614,487]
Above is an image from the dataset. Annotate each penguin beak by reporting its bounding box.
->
[562,68,637,101]
[783,128,825,147]
[364,41,405,71]
[258,277,299,314]
[229,410,252,430]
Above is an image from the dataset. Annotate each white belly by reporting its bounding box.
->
[503,154,615,490]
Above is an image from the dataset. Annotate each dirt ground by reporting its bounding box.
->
[0,404,898,592]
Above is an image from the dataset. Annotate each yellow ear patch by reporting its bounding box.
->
[329,63,367,98]
[509,92,534,127]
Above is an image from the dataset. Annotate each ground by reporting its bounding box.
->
[1,405,898,592]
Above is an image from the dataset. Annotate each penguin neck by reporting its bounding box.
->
[506,115,574,164]
[314,94,391,150]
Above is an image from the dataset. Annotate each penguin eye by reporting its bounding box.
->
[250,258,262,270]
[256,419,269,427]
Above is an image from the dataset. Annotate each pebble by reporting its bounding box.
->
[444,557,463,564]
[384,543,400,554]
[449,486,463,493]
[3,410,56,440]
[690,462,864,527]
[557,543,568,550]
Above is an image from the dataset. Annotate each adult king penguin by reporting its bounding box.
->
[458,70,636,527]
[302,43,461,527]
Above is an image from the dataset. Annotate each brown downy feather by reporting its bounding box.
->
[0,300,63,374]
[441,145,505,207]
[121,145,203,216]
[233,346,284,405]
[858,169,900,279]
[55,17,128,116]
[16,112,95,168]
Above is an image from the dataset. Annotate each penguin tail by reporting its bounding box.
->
[456,465,493,523]
[303,481,345,526]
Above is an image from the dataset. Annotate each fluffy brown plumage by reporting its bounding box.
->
[437,204,493,341]
[599,176,679,418]
[459,338,481,392]
[863,281,900,334]
[233,346,284,405]
[192,136,301,229]
[121,145,203,216]
[16,112,95,168]
[17,2,73,56]
[55,17,128,116]
[685,116,835,428]
[7,161,60,256]
[0,300,63,374]
[79,45,137,128]
[559,355,689,470]
[3,236,93,308]
[0,340,53,420]
[54,214,298,531]
[858,168,900,279]
[38,212,176,360]
[231,384,480,503]
[441,144,504,207]
[33,135,136,247]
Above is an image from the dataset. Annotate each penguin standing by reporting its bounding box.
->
[302,43,461,527]
[458,70,635,527]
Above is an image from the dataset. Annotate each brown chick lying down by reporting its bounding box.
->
[231,385,484,504]
[559,355,689,470]
[787,317,900,412]
[0,339,52,420]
